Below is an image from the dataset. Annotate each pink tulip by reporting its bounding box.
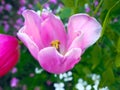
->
[0,34,19,77]
[17,10,102,74]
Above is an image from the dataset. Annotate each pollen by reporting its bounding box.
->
[50,40,60,50]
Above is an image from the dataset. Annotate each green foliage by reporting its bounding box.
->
[101,0,120,37]
[0,26,5,34]
[1,0,120,90]
[60,7,72,20]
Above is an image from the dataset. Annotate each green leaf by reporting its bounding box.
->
[117,38,120,53]
[61,0,75,8]
[91,45,101,70]
[115,54,120,68]
[102,0,118,10]
[100,68,115,86]
[102,0,120,15]
[93,0,103,16]
[109,22,120,36]
[36,2,43,10]
[115,38,120,67]
[59,7,72,20]
[75,0,87,7]
[101,0,120,37]
[0,26,4,34]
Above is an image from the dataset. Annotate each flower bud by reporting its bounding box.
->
[0,34,20,77]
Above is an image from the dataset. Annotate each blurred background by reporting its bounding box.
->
[0,0,120,90]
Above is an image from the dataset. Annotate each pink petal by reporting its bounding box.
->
[67,14,102,50]
[37,47,81,74]
[21,9,43,49]
[17,27,39,59]
[68,35,83,50]
[63,48,82,71]
[40,12,67,53]
[0,34,19,77]
[38,47,64,74]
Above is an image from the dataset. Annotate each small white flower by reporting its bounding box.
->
[83,81,87,86]
[62,73,67,78]
[86,85,92,90]
[42,8,52,13]
[93,80,100,90]
[54,82,65,90]
[58,71,73,82]
[75,83,85,90]
[54,74,57,77]
[67,71,72,76]
[99,87,109,90]
[84,3,89,9]
[59,74,64,80]
[91,74,100,81]
[35,67,43,74]
[64,77,73,82]
[75,73,109,90]
[78,78,83,83]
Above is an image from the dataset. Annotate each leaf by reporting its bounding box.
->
[0,26,4,34]
[115,54,120,68]
[75,0,87,7]
[101,0,120,37]
[100,68,115,87]
[36,2,43,10]
[93,0,103,16]
[115,38,120,67]
[102,0,118,10]
[61,0,75,8]
[102,0,120,15]
[117,38,120,53]
[59,7,72,20]
[90,45,101,70]
[109,22,120,36]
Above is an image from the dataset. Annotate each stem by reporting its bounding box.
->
[93,0,103,16]
[101,0,120,37]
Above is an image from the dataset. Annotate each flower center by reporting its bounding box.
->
[50,40,60,51]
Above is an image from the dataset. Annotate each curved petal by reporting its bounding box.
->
[0,48,19,77]
[67,14,102,50]
[37,47,81,74]
[22,9,43,49]
[17,27,39,59]
[68,34,83,51]
[0,34,19,77]
[63,48,82,71]
[40,12,67,53]
[37,47,64,74]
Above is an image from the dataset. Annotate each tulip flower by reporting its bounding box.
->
[17,10,102,74]
[0,34,19,77]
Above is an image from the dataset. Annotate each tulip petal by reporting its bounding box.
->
[0,48,19,77]
[38,47,64,74]
[63,48,82,71]
[40,12,67,53]
[0,34,19,77]
[17,27,39,59]
[37,47,81,74]
[21,10,43,49]
[67,14,102,50]
[0,34,19,67]
[68,35,83,51]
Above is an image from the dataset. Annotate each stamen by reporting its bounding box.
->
[50,40,60,51]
